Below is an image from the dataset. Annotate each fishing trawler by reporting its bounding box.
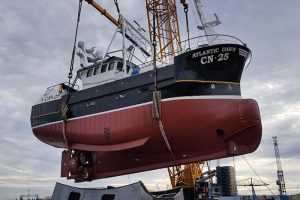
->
[30,0,262,181]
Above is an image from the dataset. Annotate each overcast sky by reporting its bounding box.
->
[1,0,300,199]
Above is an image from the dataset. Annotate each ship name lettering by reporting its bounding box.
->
[192,48,219,58]
[41,94,60,102]
[221,47,236,52]
[200,53,230,64]
[201,55,214,64]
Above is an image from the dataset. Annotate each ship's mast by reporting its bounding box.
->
[80,0,151,68]
[192,0,221,45]
[193,0,210,35]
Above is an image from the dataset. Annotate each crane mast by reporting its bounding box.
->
[146,0,182,64]
[192,0,221,45]
[168,162,204,189]
[272,136,287,196]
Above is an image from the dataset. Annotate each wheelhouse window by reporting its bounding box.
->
[116,62,123,71]
[86,68,93,77]
[101,64,107,73]
[93,66,100,75]
[108,62,115,71]
[127,65,130,73]
[68,192,81,200]
[101,194,115,200]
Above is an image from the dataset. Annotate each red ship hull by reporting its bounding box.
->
[32,97,261,181]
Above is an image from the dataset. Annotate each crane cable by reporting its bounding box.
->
[67,0,83,91]
[181,0,191,50]
[151,2,176,165]
[242,155,276,197]
[114,0,120,14]
[61,0,83,149]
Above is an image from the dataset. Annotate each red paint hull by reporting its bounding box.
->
[33,98,262,180]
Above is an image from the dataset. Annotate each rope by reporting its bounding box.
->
[158,120,176,162]
[62,120,69,148]
[242,155,276,197]
[68,0,83,91]
[60,103,70,148]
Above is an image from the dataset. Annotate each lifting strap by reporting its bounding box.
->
[151,1,176,164]
[152,91,176,163]
[61,103,70,148]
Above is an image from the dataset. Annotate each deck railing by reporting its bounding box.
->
[180,34,247,52]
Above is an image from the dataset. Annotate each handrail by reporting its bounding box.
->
[46,82,79,92]
[180,34,247,52]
